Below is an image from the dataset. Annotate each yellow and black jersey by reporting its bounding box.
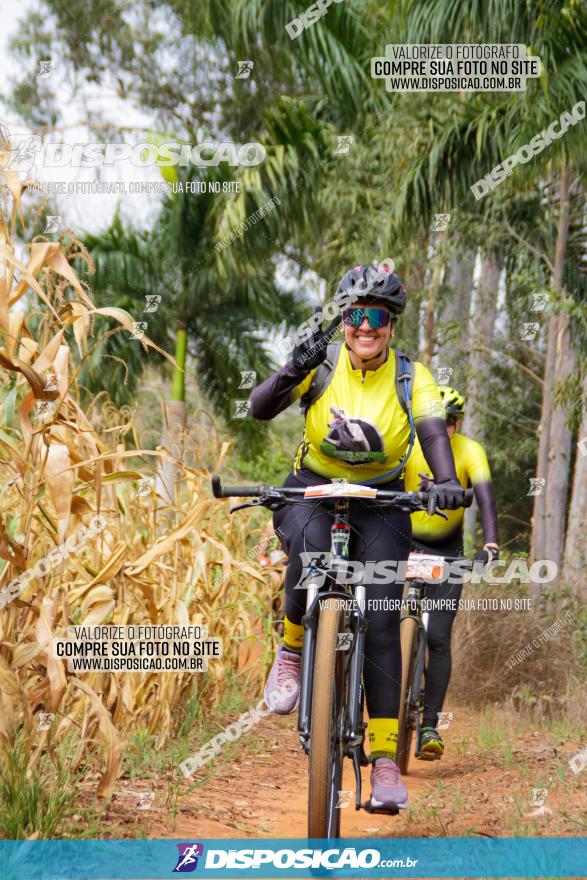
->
[405,432,493,542]
[288,348,442,483]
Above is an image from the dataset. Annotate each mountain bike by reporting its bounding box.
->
[212,474,472,838]
[396,554,475,775]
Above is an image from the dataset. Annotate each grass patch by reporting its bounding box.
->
[0,738,78,839]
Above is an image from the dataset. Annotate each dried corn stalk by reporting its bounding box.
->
[0,161,275,798]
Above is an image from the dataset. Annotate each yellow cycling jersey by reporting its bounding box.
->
[291,346,442,483]
[405,431,492,541]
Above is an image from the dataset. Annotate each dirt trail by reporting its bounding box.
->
[172,714,438,839]
[128,704,585,841]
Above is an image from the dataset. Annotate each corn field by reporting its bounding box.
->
[0,164,279,804]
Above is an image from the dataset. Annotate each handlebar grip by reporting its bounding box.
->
[211,475,264,498]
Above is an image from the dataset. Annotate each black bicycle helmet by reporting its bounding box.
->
[334,264,406,315]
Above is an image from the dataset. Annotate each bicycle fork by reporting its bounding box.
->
[298,496,353,755]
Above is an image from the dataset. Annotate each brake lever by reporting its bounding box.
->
[433,510,449,520]
[229,500,261,514]
[229,492,288,514]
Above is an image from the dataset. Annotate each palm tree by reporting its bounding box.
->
[390,0,587,570]
[173,0,383,128]
[81,98,333,501]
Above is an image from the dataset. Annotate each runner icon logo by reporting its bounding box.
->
[173,843,204,872]
[437,711,453,730]
[336,789,353,808]
[531,788,548,807]
[336,632,354,651]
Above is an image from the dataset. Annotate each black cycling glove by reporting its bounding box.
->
[425,478,471,515]
[474,545,500,565]
[292,308,341,372]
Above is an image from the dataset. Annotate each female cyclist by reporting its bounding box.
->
[249,264,467,810]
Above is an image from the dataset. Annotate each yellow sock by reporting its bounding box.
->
[283,616,304,652]
[369,718,399,761]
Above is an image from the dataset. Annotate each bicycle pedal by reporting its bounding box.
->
[363,799,401,816]
[415,750,442,761]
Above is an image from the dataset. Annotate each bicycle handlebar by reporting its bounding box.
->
[211,475,473,507]
[211,475,270,498]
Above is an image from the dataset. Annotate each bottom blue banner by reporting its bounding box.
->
[0,837,584,879]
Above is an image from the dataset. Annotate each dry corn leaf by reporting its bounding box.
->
[0,270,9,332]
[18,337,38,364]
[6,311,25,358]
[82,544,126,589]
[215,440,231,471]
[69,303,91,357]
[0,350,47,397]
[125,505,203,576]
[1,244,61,317]
[0,168,25,203]
[80,599,115,627]
[35,598,67,712]
[70,496,95,516]
[88,307,178,367]
[12,641,44,669]
[33,328,66,374]
[45,443,73,542]
[80,585,115,620]
[70,678,124,798]
[43,246,94,308]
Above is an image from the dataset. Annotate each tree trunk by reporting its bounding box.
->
[155,327,187,507]
[462,254,502,543]
[543,315,576,567]
[434,246,475,387]
[531,165,570,563]
[421,227,448,365]
[530,314,558,563]
[562,369,587,600]
[404,236,427,351]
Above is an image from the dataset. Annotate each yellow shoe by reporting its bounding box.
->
[419,727,444,757]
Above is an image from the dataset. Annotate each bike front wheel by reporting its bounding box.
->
[308,599,345,839]
[397,615,418,775]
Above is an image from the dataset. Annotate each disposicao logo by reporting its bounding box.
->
[173,843,204,872]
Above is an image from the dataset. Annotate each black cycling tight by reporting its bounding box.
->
[412,536,464,729]
[273,467,411,719]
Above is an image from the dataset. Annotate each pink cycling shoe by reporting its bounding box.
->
[263,646,301,714]
[370,757,408,809]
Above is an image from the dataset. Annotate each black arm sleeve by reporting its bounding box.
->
[474,480,499,545]
[249,361,310,421]
[415,417,458,483]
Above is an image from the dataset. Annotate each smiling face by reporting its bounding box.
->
[343,302,395,362]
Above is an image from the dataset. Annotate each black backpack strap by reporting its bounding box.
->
[299,341,344,415]
[365,349,416,485]
[394,349,415,415]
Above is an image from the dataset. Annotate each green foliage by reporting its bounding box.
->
[3,0,587,552]
[235,442,293,485]
[0,739,75,839]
